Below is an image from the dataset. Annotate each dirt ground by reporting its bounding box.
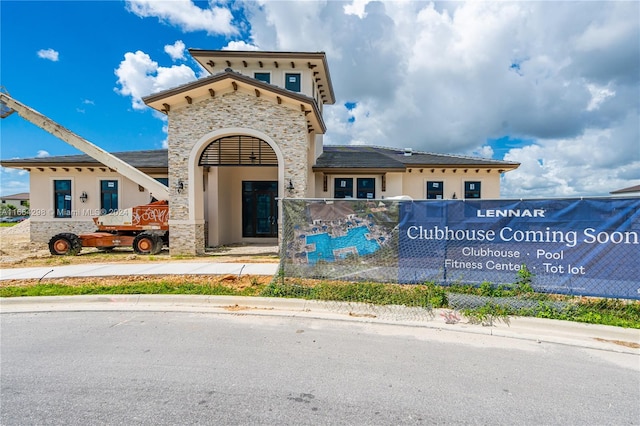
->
[0,220,280,267]
[0,220,50,266]
[0,220,280,289]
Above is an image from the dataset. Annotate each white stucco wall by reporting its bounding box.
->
[27,169,165,243]
[311,170,503,200]
[206,166,278,246]
[232,65,320,105]
[402,169,502,199]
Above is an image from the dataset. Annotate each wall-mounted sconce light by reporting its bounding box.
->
[80,191,88,203]
[177,180,184,194]
[287,179,295,193]
[451,192,457,199]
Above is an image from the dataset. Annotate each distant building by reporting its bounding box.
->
[0,192,29,208]
[0,50,519,255]
[610,184,640,197]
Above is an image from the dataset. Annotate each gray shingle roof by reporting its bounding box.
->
[313,145,519,170]
[2,145,519,172]
[610,184,640,194]
[0,149,168,169]
[0,192,29,201]
[313,146,406,170]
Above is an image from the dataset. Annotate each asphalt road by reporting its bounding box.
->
[1,310,639,425]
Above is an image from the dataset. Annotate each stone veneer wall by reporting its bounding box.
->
[30,221,96,244]
[168,222,205,255]
[167,90,310,255]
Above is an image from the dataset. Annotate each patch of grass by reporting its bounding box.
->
[1,274,637,329]
[0,279,267,298]
[262,279,447,309]
[0,223,17,228]
[462,302,512,327]
[519,298,640,329]
[261,279,639,328]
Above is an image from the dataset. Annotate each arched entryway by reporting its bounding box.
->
[187,129,285,248]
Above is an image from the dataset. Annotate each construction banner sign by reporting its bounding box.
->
[281,198,639,300]
[399,198,639,299]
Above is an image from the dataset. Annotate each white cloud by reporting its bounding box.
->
[224,40,260,51]
[586,83,615,111]
[239,0,639,197]
[502,112,640,197]
[114,50,197,110]
[125,0,237,35]
[77,100,95,114]
[469,145,494,159]
[115,1,638,198]
[1,165,27,176]
[344,0,371,18]
[37,48,59,61]
[36,150,50,158]
[165,40,186,61]
[0,167,29,197]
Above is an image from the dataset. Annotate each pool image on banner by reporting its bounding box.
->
[305,226,383,265]
[281,200,400,282]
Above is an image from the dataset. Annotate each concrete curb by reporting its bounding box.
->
[2,295,638,355]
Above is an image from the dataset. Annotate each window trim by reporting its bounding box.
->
[426,181,444,199]
[333,177,354,199]
[285,72,301,92]
[100,178,120,214]
[53,178,72,218]
[464,181,482,199]
[356,177,376,199]
[254,71,271,84]
[333,176,378,199]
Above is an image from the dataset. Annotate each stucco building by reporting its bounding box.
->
[0,192,29,209]
[1,50,519,255]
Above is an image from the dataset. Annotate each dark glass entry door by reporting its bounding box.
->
[242,181,278,237]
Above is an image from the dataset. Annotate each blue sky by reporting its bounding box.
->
[1,0,639,198]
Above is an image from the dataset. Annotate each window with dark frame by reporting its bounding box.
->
[54,179,72,218]
[464,181,481,199]
[254,72,270,84]
[426,181,444,199]
[334,178,353,198]
[100,180,118,214]
[357,178,375,199]
[285,73,301,92]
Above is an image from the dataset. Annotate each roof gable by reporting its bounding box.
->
[142,70,326,134]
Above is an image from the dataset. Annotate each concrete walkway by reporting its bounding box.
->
[0,262,280,281]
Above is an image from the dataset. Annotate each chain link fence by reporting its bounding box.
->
[272,198,639,323]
